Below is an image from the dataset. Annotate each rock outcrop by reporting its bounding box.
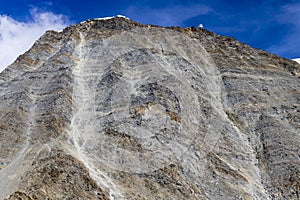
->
[0,17,299,199]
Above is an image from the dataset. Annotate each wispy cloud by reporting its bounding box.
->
[267,3,300,59]
[125,4,212,26]
[0,8,69,71]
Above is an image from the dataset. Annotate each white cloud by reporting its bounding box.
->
[125,4,212,26]
[0,9,69,72]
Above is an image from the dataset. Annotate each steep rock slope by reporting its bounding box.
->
[0,17,299,199]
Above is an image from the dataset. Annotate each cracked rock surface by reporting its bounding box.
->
[0,17,299,199]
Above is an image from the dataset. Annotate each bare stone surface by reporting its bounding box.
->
[0,17,299,199]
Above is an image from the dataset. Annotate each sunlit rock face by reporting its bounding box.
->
[0,17,299,200]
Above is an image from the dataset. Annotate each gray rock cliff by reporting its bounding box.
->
[0,17,299,199]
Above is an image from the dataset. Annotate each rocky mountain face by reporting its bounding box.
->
[0,17,299,200]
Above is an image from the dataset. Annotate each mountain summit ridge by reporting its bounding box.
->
[0,18,299,199]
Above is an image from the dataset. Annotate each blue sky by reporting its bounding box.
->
[0,0,300,69]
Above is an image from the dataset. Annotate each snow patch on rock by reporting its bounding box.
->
[292,58,300,64]
[81,15,130,23]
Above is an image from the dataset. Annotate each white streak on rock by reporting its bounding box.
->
[70,30,123,199]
